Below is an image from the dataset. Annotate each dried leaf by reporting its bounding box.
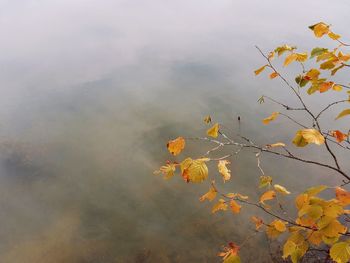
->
[167,137,185,155]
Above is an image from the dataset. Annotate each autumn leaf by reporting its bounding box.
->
[310,47,328,59]
[335,187,350,206]
[328,32,341,40]
[284,53,298,66]
[180,158,209,183]
[309,22,329,37]
[218,160,231,182]
[260,190,276,204]
[274,45,296,56]
[167,137,185,155]
[204,115,212,124]
[207,123,220,138]
[262,112,279,125]
[254,65,268,75]
[259,175,272,188]
[295,52,308,62]
[330,242,350,263]
[251,216,264,230]
[269,72,278,79]
[266,219,287,239]
[274,184,291,195]
[199,185,217,202]
[305,185,328,196]
[331,130,348,143]
[292,129,325,147]
[212,199,228,213]
[266,142,286,148]
[230,200,241,214]
[154,163,177,179]
[335,109,350,120]
[218,242,241,263]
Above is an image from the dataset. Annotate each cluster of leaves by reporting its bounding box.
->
[155,22,350,263]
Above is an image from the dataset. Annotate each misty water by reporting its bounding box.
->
[0,1,350,262]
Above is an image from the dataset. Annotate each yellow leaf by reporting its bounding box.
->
[330,242,350,263]
[305,185,328,196]
[254,65,268,75]
[298,204,323,220]
[320,60,336,70]
[283,240,297,259]
[274,184,291,195]
[207,123,220,138]
[167,137,185,155]
[180,158,209,183]
[223,254,241,263]
[284,53,298,66]
[218,160,231,182]
[230,200,241,214]
[328,32,341,40]
[259,175,272,188]
[251,216,264,230]
[335,187,350,206]
[212,199,228,213]
[204,115,212,124]
[272,220,287,232]
[199,185,217,202]
[260,190,276,204]
[268,51,275,60]
[320,219,347,237]
[335,109,350,120]
[310,22,330,37]
[262,112,279,125]
[333,85,343,91]
[154,163,177,179]
[266,142,286,148]
[295,52,308,62]
[295,194,310,210]
[269,72,278,79]
[306,68,320,79]
[292,129,325,147]
[274,45,296,56]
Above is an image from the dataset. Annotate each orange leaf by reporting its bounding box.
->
[331,130,348,143]
[269,72,278,79]
[335,187,350,206]
[251,216,264,230]
[167,137,185,156]
[230,200,242,214]
[260,190,276,204]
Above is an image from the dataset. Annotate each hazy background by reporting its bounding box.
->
[0,0,349,262]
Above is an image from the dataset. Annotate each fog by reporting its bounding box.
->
[0,0,349,262]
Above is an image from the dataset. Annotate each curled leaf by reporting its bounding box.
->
[262,112,279,125]
[254,65,268,75]
[218,160,231,182]
[335,109,350,120]
[154,163,177,179]
[260,190,276,204]
[199,185,217,202]
[274,184,291,195]
[251,216,264,230]
[212,199,228,213]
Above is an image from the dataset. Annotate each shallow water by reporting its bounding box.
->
[0,1,349,262]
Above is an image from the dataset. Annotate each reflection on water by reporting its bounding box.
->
[0,0,349,262]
